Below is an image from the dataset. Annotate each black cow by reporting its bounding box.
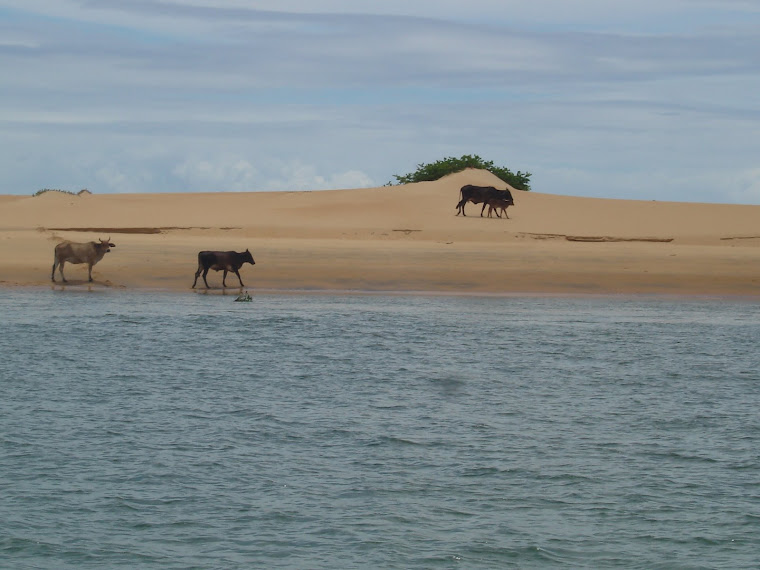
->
[455,185,514,217]
[192,249,255,289]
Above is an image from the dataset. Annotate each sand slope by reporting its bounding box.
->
[2,169,759,295]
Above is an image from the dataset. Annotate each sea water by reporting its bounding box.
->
[1,289,759,569]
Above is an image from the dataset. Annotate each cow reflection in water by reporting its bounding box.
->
[51,238,115,282]
[192,249,256,289]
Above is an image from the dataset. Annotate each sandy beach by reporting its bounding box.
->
[1,169,759,295]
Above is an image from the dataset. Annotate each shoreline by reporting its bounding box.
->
[4,232,760,297]
[5,282,760,303]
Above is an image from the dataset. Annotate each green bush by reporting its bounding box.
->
[33,188,90,197]
[33,188,76,197]
[390,155,531,190]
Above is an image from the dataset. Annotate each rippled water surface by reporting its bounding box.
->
[2,289,760,568]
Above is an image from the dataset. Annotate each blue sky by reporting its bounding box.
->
[2,1,760,202]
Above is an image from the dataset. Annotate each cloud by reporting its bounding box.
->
[95,165,135,194]
[173,156,260,191]
[7,1,757,90]
[171,155,375,192]
[265,161,375,191]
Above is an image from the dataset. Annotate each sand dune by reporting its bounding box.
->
[2,169,759,295]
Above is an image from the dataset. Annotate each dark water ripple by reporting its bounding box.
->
[2,290,760,568]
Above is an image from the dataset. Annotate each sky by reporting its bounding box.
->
[1,1,760,203]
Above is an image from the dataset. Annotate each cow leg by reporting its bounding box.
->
[222,270,228,287]
[51,258,58,282]
[455,199,466,216]
[87,263,94,282]
[233,269,244,288]
[480,202,489,217]
[202,268,211,288]
[58,260,67,283]
[192,264,203,288]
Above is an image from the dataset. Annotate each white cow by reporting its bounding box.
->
[52,238,115,282]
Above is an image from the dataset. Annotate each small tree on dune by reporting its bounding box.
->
[389,155,531,190]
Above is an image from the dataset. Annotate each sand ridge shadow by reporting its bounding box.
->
[519,232,673,243]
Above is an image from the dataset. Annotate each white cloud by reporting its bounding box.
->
[173,156,260,191]
[265,161,374,191]
[329,170,375,189]
[170,155,375,192]
[94,162,155,194]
